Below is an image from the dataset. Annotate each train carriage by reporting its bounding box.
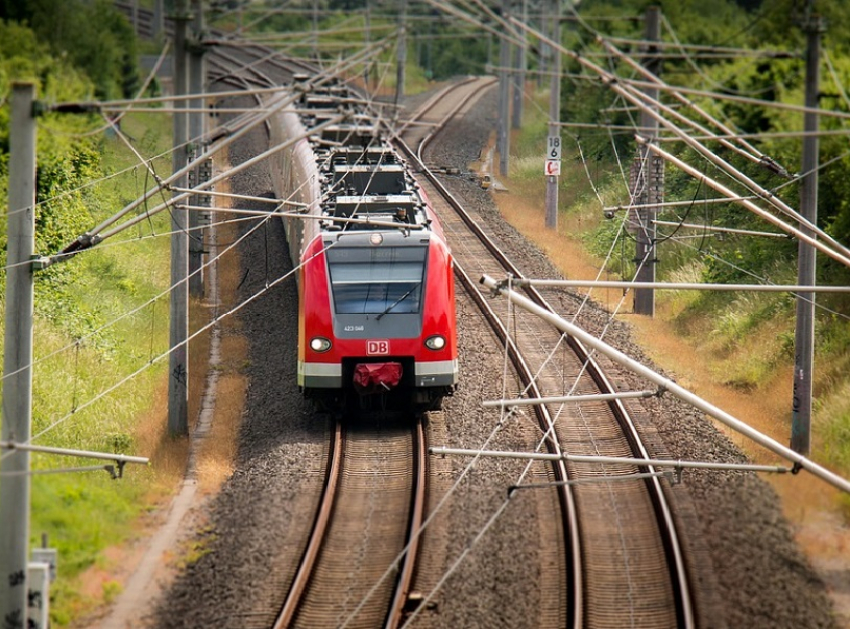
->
[270,82,458,412]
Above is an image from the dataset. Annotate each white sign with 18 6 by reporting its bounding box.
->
[545,135,561,177]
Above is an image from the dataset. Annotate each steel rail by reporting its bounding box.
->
[384,418,428,629]
[394,95,582,629]
[416,77,499,163]
[396,80,695,628]
[273,420,344,629]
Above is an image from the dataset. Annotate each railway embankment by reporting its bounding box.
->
[463,87,850,627]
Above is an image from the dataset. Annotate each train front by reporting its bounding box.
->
[299,226,458,413]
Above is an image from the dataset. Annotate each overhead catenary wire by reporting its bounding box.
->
[597,38,768,164]
[510,16,850,265]
[53,35,395,257]
[13,6,840,624]
[481,275,850,495]
[1,219,336,462]
[639,137,850,268]
[6,103,429,453]
[5,62,418,435]
[510,278,850,293]
[603,34,797,57]
[619,75,850,121]
[53,112,345,261]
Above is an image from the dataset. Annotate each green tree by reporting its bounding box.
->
[0,0,139,99]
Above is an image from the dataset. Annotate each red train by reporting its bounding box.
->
[270,83,458,412]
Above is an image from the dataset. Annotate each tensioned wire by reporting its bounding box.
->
[0,33,405,430]
[0,238,340,468]
[2,28,434,454]
[343,27,661,624]
[7,5,844,619]
[347,8,835,614]
[0,109,399,393]
[10,19,400,368]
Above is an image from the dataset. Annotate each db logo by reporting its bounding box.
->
[366,340,390,355]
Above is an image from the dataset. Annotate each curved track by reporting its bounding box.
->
[119,5,695,624]
[396,81,695,629]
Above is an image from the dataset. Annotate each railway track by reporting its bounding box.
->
[118,5,695,622]
[100,6,842,628]
[274,416,428,629]
[396,80,696,628]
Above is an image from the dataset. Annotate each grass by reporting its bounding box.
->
[52,151,251,626]
[0,109,202,625]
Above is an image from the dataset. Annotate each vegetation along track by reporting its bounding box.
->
[396,81,695,628]
[274,416,428,629]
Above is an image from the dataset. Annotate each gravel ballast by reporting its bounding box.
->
[148,85,839,629]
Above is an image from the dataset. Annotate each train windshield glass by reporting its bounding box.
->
[326,245,427,315]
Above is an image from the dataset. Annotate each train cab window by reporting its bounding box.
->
[326,245,427,315]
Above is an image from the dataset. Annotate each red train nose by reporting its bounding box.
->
[353,362,403,393]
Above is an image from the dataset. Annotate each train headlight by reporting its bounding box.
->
[425,335,446,351]
[310,337,332,353]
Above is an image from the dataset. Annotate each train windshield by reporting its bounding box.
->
[326,245,427,315]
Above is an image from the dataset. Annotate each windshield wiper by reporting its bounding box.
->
[376,284,419,320]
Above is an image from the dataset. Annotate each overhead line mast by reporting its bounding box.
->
[0,81,37,629]
[632,6,661,316]
[169,0,190,436]
[792,12,826,456]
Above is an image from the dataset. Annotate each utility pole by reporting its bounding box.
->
[364,0,371,88]
[188,0,206,297]
[791,13,825,455]
[0,82,36,629]
[537,0,548,89]
[632,6,661,316]
[169,0,190,436]
[153,0,164,39]
[544,0,561,230]
[511,0,527,129]
[395,0,408,109]
[312,0,319,60]
[498,0,511,177]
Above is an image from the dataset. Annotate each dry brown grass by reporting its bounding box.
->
[134,394,189,498]
[194,332,248,494]
[190,190,248,495]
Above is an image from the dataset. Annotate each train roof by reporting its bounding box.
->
[288,83,432,234]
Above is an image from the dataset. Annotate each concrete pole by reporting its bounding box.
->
[544,0,560,230]
[498,0,511,177]
[188,0,206,297]
[633,6,661,316]
[0,82,36,629]
[537,0,547,89]
[153,0,164,39]
[791,15,825,455]
[312,0,319,60]
[364,0,371,88]
[169,0,190,436]
[511,0,527,129]
[395,0,408,108]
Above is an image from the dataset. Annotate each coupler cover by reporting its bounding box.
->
[353,362,403,393]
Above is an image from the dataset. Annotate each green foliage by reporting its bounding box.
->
[29,471,142,575]
[0,0,139,99]
[551,0,850,475]
[0,17,173,624]
[427,23,489,79]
